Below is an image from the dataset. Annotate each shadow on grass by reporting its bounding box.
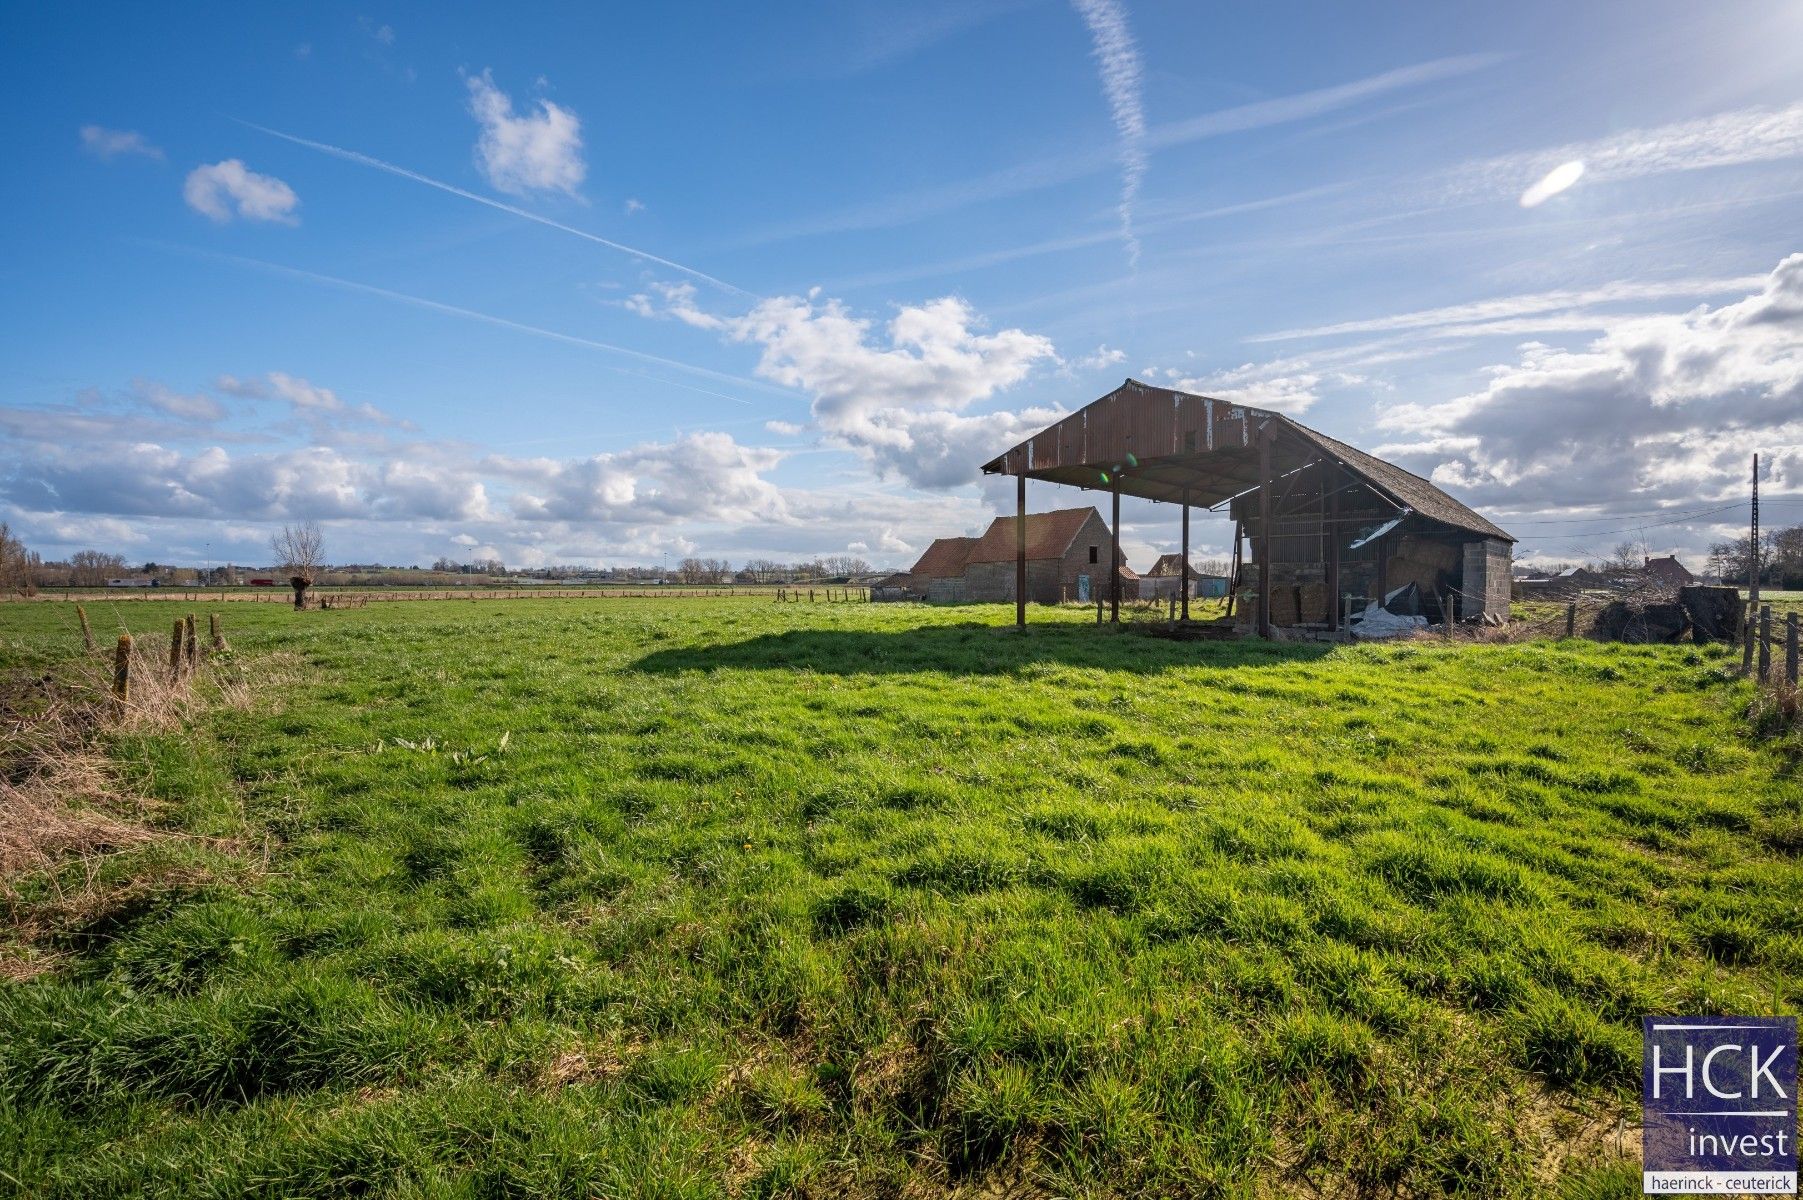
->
[631,622,1336,677]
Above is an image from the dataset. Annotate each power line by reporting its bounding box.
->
[1512,501,1747,540]
[1501,501,1750,526]
[1511,498,1803,540]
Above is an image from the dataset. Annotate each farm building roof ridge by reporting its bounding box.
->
[1274,416,1513,543]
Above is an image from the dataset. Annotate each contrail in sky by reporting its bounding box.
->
[147,241,796,398]
[237,120,755,298]
[1071,0,1147,267]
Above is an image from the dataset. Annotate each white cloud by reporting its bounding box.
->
[1070,0,1146,266]
[80,125,162,161]
[624,197,645,215]
[268,372,344,413]
[465,69,585,197]
[133,380,225,422]
[630,284,1061,487]
[183,160,299,223]
[1073,344,1127,371]
[492,433,787,525]
[1,370,1007,569]
[216,371,398,428]
[1168,360,1356,415]
[1374,253,1803,513]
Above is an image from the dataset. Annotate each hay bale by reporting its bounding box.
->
[1299,582,1331,623]
[1593,600,1689,644]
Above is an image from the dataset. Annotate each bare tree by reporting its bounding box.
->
[1600,538,1650,573]
[0,523,40,595]
[69,549,128,586]
[272,520,326,609]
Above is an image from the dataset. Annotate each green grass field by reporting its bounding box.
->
[2,597,1799,1198]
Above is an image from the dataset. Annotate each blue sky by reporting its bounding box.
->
[3,0,1800,572]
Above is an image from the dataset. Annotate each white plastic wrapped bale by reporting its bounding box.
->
[1352,601,1427,639]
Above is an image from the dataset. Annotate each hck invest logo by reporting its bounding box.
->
[1644,1017,1797,1194]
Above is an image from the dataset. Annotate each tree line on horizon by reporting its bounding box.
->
[9,521,1802,597]
[0,523,894,594]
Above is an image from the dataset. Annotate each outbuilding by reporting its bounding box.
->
[981,378,1515,635]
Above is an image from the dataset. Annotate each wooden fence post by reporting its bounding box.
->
[77,604,95,652]
[113,634,131,713]
[211,612,226,651]
[1742,602,1755,673]
[185,615,198,671]
[1565,602,1576,639]
[1758,605,1771,681]
[169,619,185,679]
[1787,612,1799,686]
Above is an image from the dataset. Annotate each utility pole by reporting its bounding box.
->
[1750,453,1761,613]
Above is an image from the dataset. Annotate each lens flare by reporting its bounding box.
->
[1519,160,1585,208]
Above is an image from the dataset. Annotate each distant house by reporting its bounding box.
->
[1643,555,1696,587]
[1137,554,1228,600]
[1518,563,1634,597]
[1138,554,1188,601]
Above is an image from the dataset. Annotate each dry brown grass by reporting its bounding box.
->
[0,636,275,978]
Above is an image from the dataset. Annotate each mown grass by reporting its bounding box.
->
[1,597,1798,1198]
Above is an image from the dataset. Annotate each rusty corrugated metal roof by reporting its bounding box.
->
[981,378,1513,543]
[965,507,1103,564]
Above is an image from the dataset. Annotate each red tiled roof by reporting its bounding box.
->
[909,536,978,578]
[1644,555,1696,585]
[965,507,1103,564]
